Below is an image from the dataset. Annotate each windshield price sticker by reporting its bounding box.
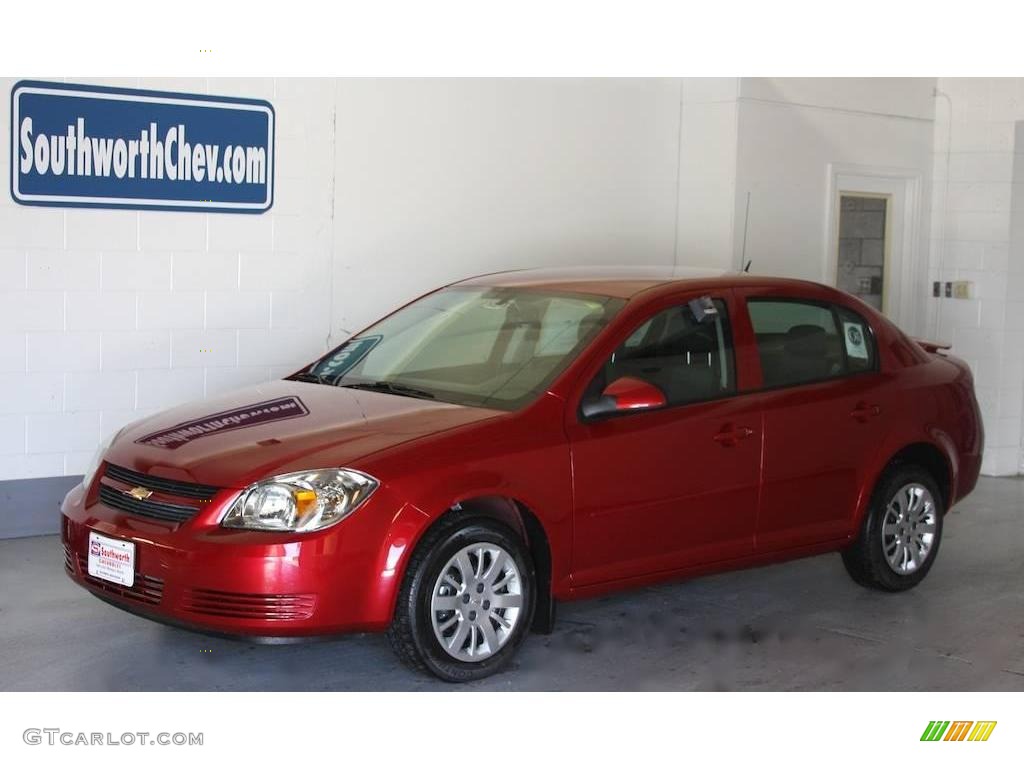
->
[320,335,383,378]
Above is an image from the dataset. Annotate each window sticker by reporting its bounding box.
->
[688,295,719,324]
[320,335,382,377]
[843,321,869,360]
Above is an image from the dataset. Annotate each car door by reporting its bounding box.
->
[565,289,763,587]
[734,288,894,552]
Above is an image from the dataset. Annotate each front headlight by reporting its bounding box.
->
[221,468,378,532]
[81,432,118,491]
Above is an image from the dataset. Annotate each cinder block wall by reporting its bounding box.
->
[0,78,335,484]
[928,78,1024,475]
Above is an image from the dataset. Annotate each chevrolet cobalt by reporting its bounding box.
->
[61,268,984,681]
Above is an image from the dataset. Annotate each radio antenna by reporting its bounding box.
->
[740,191,751,273]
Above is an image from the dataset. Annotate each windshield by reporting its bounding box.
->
[301,286,624,409]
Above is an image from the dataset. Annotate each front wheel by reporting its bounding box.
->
[842,465,944,591]
[387,516,535,682]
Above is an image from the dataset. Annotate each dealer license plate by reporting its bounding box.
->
[87,531,135,587]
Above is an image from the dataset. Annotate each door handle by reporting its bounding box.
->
[850,401,881,423]
[713,424,754,447]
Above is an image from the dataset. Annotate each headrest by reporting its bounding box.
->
[682,330,714,354]
[785,324,826,357]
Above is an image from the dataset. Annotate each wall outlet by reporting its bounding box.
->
[952,280,973,299]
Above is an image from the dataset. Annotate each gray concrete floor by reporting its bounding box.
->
[2,476,1023,691]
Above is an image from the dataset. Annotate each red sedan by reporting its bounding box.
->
[61,268,984,681]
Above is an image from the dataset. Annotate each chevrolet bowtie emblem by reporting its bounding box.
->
[125,486,153,501]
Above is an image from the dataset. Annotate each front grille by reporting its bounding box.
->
[104,463,219,500]
[77,554,164,606]
[98,484,198,524]
[63,543,74,575]
[182,587,316,621]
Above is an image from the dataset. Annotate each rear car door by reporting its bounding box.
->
[565,289,763,586]
[735,288,893,552]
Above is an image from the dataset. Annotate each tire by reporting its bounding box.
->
[386,515,536,682]
[842,464,944,591]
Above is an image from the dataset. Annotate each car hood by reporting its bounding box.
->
[104,379,505,489]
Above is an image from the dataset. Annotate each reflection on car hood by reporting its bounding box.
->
[104,379,504,489]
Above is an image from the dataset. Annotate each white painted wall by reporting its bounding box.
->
[928,78,1024,476]
[740,78,935,121]
[676,78,740,269]
[329,78,682,339]
[732,78,936,297]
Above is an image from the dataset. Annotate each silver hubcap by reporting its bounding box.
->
[430,543,523,662]
[882,483,937,575]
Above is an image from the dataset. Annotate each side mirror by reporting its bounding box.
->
[581,376,667,419]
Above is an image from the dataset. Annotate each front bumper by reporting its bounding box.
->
[61,479,421,638]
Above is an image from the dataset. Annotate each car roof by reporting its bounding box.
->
[456,266,822,299]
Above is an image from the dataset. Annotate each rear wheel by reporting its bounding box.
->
[842,465,944,591]
[387,516,535,682]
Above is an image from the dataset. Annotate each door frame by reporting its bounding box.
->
[824,163,923,333]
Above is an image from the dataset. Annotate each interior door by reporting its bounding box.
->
[736,289,893,551]
[565,291,762,587]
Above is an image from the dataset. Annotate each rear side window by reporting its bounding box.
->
[748,299,876,388]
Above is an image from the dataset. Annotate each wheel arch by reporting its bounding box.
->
[387,494,556,634]
[869,441,955,513]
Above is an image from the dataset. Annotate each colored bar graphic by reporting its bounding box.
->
[921,720,996,742]
[968,722,997,742]
[921,721,949,741]
[944,721,973,741]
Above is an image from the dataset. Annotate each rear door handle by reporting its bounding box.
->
[850,402,881,423]
[713,424,754,447]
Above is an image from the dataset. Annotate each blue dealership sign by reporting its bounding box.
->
[11,81,274,213]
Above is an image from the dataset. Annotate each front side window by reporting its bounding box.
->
[583,298,735,411]
[304,287,624,409]
[747,299,876,388]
